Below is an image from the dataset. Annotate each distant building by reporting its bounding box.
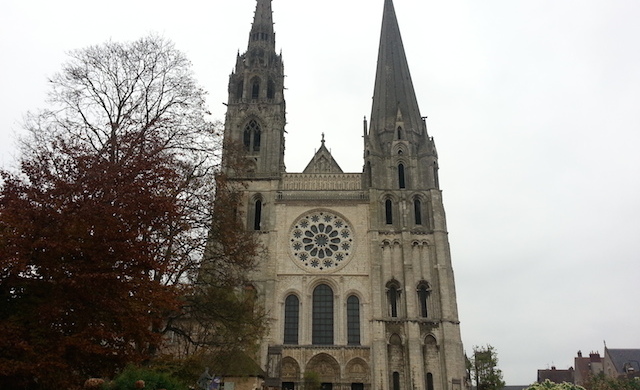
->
[538,346,640,387]
[537,366,574,384]
[603,347,640,379]
[574,351,603,386]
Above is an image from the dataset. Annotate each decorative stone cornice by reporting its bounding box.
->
[281,173,362,191]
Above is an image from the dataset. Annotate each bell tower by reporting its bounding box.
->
[224,0,286,177]
[364,1,467,390]
[364,0,439,192]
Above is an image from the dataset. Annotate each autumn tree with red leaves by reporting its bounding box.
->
[0,36,264,389]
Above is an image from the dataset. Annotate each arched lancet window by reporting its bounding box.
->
[433,162,439,188]
[414,198,422,225]
[387,282,401,318]
[398,163,406,189]
[417,283,430,318]
[365,162,372,188]
[347,295,361,345]
[267,79,276,99]
[393,372,401,390]
[243,129,251,150]
[397,126,403,140]
[253,199,262,230]
[385,199,393,225]
[284,294,299,344]
[251,77,260,99]
[236,80,244,99]
[244,119,261,152]
[253,129,261,151]
[426,373,434,390]
[312,284,334,345]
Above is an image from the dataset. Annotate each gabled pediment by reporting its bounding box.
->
[302,137,343,173]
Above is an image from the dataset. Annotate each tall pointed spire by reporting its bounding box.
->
[369,0,423,139]
[223,0,286,177]
[248,0,275,51]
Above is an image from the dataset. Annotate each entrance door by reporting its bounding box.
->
[282,382,295,390]
[321,383,333,390]
[351,383,364,390]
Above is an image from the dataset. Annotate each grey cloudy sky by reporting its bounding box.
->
[1,0,639,385]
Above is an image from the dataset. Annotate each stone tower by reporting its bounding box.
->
[220,1,467,390]
[223,0,285,177]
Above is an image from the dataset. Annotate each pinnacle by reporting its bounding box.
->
[369,0,423,136]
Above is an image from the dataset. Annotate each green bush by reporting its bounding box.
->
[103,365,188,390]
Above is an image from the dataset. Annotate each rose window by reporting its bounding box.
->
[289,211,354,271]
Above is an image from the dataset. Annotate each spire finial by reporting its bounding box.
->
[248,0,275,50]
[369,0,422,138]
[321,132,325,144]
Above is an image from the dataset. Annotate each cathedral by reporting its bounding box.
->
[220,1,467,389]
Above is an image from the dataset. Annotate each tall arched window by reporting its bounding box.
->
[284,294,299,344]
[347,295,361,345]
[243,129,251,150]
[253,199,262,230]
[393,372,401,390]
[385,199,393,225]
[414,198,422,225]
[387,282,401,318]
[236,80,244,99]
[251,77,260,99]
[417,283,430,318]
[267,79,276,99]
[244,119,261,152]
[398,163,406,189]
[312,284,334,345]
[397,126,403,140]
[253,128,261,151]
[426,373,434,390]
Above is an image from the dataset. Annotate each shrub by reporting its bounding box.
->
[104,365,187,390]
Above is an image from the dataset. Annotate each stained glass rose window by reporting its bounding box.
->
[289,210,354,271]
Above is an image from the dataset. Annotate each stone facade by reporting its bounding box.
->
[220,1,467,390]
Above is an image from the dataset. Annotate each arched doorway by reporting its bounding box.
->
[306,353,340,390]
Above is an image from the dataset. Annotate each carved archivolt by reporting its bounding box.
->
[306,353,340,382]
[346,358,370,381]
[281,357,300,380]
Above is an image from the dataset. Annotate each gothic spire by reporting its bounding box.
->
[248,0,275,51]
[369,0,423,138]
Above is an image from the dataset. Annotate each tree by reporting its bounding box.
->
[0,142,185,389]
[584,373,640,390]
[526,380,586,390]
[163,166,267,359]
[0,35,264,389]
[304,371,322,390]
[468,345,506,390]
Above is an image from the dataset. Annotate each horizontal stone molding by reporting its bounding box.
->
[281,173,362,191]
[277,191,368,201]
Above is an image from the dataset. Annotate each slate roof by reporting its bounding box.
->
[607,348,640,373]
[537,368,575,384]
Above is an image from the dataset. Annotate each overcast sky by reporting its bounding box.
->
[2,0,640,385]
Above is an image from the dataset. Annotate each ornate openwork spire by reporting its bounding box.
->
[369,0,423,138]
[248,0,275,51]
